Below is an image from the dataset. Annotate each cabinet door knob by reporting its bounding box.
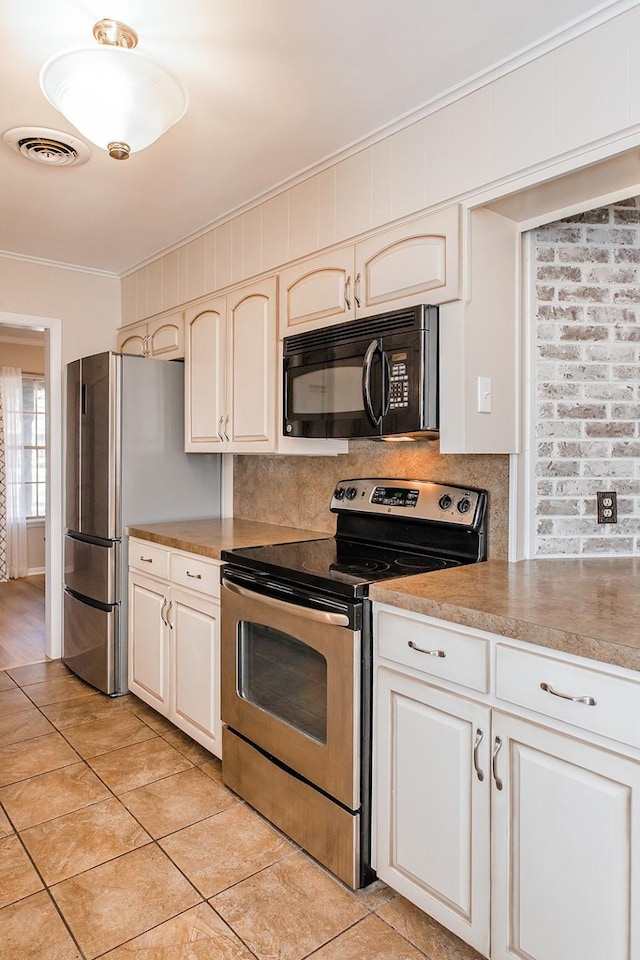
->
[492,735,503,791]
[473,727,485,782]
[160,597,169,627]
[344,275,352,310]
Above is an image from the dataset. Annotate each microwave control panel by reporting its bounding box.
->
[388,353,409,409]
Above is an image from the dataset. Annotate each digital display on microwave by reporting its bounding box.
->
[371,486,419,507]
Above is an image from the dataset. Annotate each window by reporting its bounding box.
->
[22,376,46,518]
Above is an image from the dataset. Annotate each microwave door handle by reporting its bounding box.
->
[381,349,391,417]
[362,339,383,426]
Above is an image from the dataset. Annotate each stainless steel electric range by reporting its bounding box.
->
[220,478,488,888]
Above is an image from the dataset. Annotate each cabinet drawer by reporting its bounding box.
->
[375,607,489,693]
[128,539,169,579]
[496,643,640,748]
[169,552,220,599]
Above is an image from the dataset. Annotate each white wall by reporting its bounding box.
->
[0,256,120,362]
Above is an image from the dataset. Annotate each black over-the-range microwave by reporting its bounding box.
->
[282,304,439,440]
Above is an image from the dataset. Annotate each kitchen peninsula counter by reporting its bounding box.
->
[127,517,327,560]
[370,558,640,673]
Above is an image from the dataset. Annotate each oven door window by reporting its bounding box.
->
[237,621,327,744]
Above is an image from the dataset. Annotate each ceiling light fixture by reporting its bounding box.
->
[39,19,187,161]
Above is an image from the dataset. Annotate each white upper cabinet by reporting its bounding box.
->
[227,279,276,448]
[117,322,147,357]
[117,311,184,360]
[185,295,226,450]
[185,277,276,453]
[279,247,355,335]
[279,206,461,337]
[354,206,460,318]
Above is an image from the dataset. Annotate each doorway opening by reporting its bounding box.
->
[0,312,62,669]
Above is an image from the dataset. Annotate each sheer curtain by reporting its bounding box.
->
[0,367,28,580]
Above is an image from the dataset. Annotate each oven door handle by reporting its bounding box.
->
[222,578,350,627]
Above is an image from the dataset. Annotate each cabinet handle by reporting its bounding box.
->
[345,275,352,310]
[186,571,202,580]
[224,415,230,442]
[217,416,225,441]
[139,556,153,564]
[160,597,169,627]
[473,728,485,782]
[143,334,151,357]
[492,736,503,791]
[167,600,174,630]
[540,682,596,706]
[354,272,361,308]
[408,640,446,658]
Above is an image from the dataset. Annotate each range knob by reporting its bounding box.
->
[457,497,472,514]
[345,486,358,500]
[438,494,453,510]
[333,486,345,501]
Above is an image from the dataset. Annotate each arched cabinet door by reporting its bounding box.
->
[147,312,184,359]
[226,276,277,452]
[355,206,461,316]
[279,247,355,337]
[184,296,226,451]
[117,322,148,356]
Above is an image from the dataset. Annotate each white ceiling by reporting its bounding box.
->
[0,0,623,276]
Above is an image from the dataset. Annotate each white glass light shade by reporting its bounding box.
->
[39,45,187,157]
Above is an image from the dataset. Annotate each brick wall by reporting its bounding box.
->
[534,197,640,556]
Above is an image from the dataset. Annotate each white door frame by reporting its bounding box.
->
[0,311,62,659]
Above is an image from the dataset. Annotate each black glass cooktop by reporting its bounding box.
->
[221,537,461,598]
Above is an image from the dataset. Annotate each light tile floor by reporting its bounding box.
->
[0,660,484,960]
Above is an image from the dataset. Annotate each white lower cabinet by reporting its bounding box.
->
[491,711,640,960]
[376,668,491,953]
[128,539,221,758]
[374,603,640,960]
[129,571,169,712]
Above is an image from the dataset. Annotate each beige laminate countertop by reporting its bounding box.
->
[370,558,640,673]
[127,518,327,560]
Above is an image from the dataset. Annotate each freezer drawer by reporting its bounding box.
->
[63,588,119,695]
[65,534,119,605]
[64,534,121,603]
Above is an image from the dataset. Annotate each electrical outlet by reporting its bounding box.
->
[597,491,617,524]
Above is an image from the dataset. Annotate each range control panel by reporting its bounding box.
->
[330,478,485,527]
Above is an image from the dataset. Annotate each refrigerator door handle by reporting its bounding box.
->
[81,382,88,415]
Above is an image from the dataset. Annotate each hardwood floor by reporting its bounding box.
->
[0,575,46,670]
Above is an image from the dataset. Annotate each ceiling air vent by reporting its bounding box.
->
[2,127,90,167]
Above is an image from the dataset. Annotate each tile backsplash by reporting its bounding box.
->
[233,441,510,559]
[535,197,640,556]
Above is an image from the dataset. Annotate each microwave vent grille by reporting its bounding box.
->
[284,305,435,355]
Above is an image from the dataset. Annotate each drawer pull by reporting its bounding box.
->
[473,728,484,782]
[492,736,503,791]
[540,682,596,707]
[186,571,202,580]
[408,640,446,658]
[140,556,153,563]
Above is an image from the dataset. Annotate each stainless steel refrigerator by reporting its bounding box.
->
[63,351,221,695]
